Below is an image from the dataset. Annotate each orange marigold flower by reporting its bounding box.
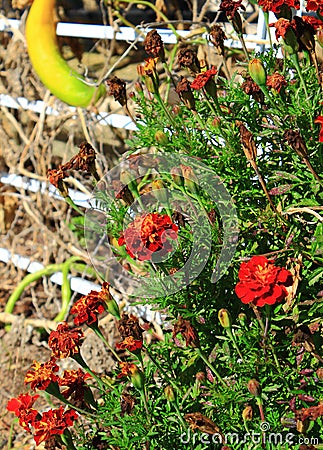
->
[33,406,78,446]
[117,362,139,378]
[48,322,84,359]
[116,336,143,352]
[266,72,287,93]
[190,67,218,90]
[118,213,178,261]
[24,359,59,391]
[314,116,323,142]
[235,256,293,307]
[7,393,39,432]
[70,291,106,326]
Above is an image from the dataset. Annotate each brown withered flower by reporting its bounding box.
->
[111,179,134,205]
[236,121,257,162]
[144,29,165,61]
[106,76,127,106]
[241,76,264,103]
[172,316,200,348]
[47,168,69,197]
[65,142,99,180]
[184,412,223,436]
[209,24,227,56]
[120,391,135,416]
[266,72,287,93]
[283,129,308,159]
[177,46,200,74]
[175,77,196,111]
[117,313,143,341]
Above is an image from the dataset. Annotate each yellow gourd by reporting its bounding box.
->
[25,0,105,107]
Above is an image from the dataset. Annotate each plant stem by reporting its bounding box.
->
[195,348,227,388]
[89,322,122,362]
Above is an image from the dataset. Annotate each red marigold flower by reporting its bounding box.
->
[118,213,178,261]
[190,67,218,90]
[33,406,78,446]
[270,18,294,40]
[302,15,323,30]
[70,282,116,326]
[58,368,91,400]
[7,393,39,416]
[258,0,299,13]
[70,293,105,326]
[235,256,293,307]
[24,359,59,391]
[306,0,321,11]
[219,0,244,19]
[314,116,323,142]
[266,72,288,93]
[7,393,39,432]
[116,336,143,352]
[48,322,84,359]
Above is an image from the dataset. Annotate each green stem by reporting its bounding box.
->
[89,322,122,362]
[65,196,85,216]
[110,0,180,39]
[54,256,82,322]
[195,348,227,388]
[226,328,245,362]
[72,353,106,390]
[4,262,63,331]
[290,53,309,100]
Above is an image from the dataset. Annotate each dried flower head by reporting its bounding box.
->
[209,24,227,56]
[47,168,69,197]
[266,72,287,93]
[283,129,309,158]
[106,76,127,106]
[241,77,264,103]
[117,313,143,341]
[177,46,200,74]
[144,29,165,60]
[175,77,196,110]
[235,255,293,307]
[173,316,200,348]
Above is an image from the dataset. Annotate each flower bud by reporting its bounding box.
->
[218,309,231,329]
[248,59,266,87]
[180,164,199,195]
[155,130,169,145]
[242,405,253,421]
[170,167,183,186]
[247,379,261,397]
[151,179,168,204]
[130,367,145,391]
[238,313,247,327]
[106,297,120,319]
[164,385,176,402]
